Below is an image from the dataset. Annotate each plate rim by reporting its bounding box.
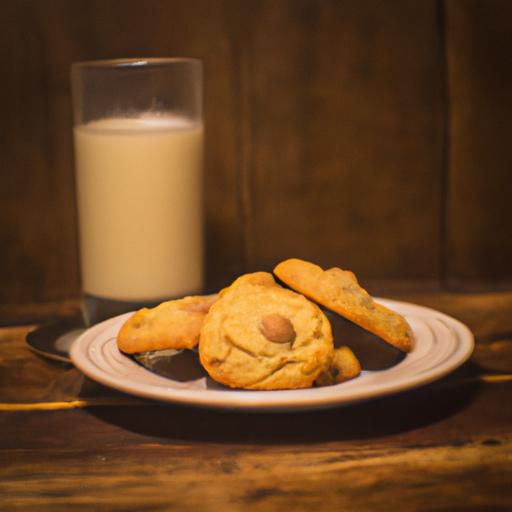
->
[70,298,474,411]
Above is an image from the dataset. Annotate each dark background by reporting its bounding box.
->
[1,0,511,306]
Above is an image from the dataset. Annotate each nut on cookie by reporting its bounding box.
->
[199,272,334,390]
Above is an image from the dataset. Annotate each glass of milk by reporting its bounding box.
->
[71,58,203,325]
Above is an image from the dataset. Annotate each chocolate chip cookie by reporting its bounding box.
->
[117,294,217,354]
[274,258,413,352]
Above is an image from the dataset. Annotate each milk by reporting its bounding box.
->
[73,115,204,301]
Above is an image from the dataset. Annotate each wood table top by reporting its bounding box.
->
[1,291,511,511]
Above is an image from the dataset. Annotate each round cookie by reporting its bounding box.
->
[117,294,217,354]
[199,273,333,390]
[274,258,413,352]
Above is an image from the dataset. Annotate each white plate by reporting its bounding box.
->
[70,299,474,411]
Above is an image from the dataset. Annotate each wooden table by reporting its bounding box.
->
[1,291,511,511]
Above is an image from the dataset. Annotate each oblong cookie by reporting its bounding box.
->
[199,272,333,390]
[274,259,413,352]
[117,294,217,354]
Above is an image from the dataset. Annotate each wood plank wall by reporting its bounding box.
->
[445,0,512,287]
[0,0,511,305]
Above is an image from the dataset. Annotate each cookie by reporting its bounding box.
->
[199,272,334,390]
[117,294,217,354]
[274,258,413,352]
[315,346,361,386]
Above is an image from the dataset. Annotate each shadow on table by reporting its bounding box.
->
[87,363,483,444]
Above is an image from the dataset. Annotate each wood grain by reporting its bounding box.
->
[1,0,511,306]
[1,438,510,511]
[445,0,512,285]
[240,0,445,279]
[0,2,80,303]
[1,292,512,510]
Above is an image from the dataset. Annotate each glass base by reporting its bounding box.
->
[82,294,165,326]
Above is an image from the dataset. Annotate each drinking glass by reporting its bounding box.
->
[71,58,203,325]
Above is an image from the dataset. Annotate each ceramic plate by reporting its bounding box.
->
[70,299,474,411]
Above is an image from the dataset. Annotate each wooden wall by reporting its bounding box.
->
[0,0,511,305]
[445,0,512,287]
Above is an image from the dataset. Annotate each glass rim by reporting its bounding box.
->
[71,57,201,69]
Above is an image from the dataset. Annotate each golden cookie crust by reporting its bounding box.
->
[199,272,333,390]
[315,346,362,386]
[117,294,217,354]
[274,259,413,352]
